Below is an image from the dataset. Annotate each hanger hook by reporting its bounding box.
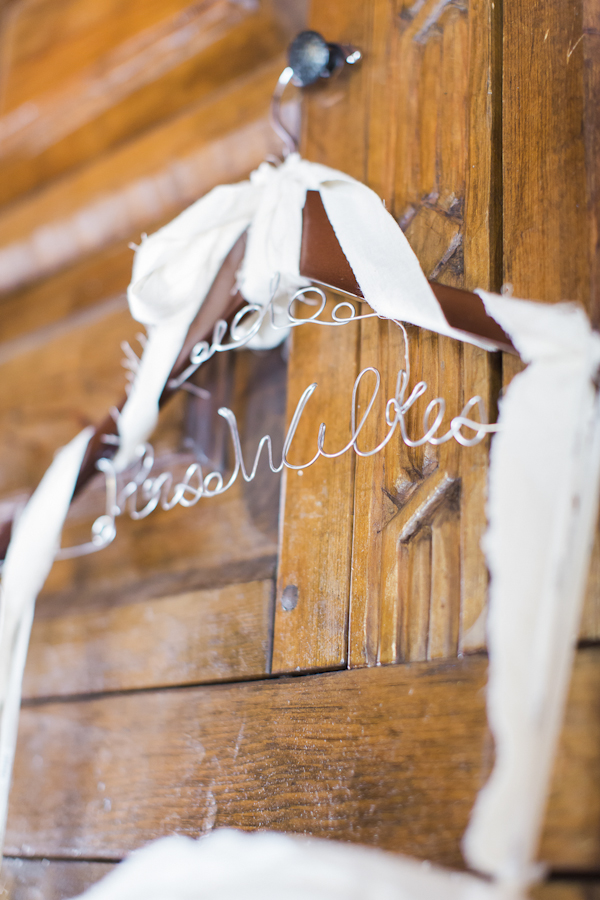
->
[271,30,362,156]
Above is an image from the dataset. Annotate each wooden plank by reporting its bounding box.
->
[23,580,274,699]
[0,0,303,205]
[0,281,284,602]
[271,0,371,672]
[503,0,600,642]
[345,0,500,667]
[39,345,284,609]
[503,0,590,309]
[1,865,598,900]
[0,57,288,295]
[272,300,360,672]
[533,886,600,900]
[5,648,600,869]
[0,298,138,497]
[5,656,492,864]
[0,241,135,348]
[2,859,114,900]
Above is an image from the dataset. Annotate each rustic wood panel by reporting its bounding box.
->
[1,865,597,900]
[0,0,304,206]
[4,648,600,869]
[5,656,493,865]
[271,0,371,672]
[503,0,590,310]
[533,886,600,900]
[326,0,501,667]
[502,0,600,641]
[0,57,289,296]
[23,580,274,699]
[2,859,114,900]
[0,268,284,602]
[271,300,360,672]
[39,346,285,608]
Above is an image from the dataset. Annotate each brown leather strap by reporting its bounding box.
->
[300,190,515,353]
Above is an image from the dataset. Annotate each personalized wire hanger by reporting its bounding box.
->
[52,31,500,562]
[56,279,500,561]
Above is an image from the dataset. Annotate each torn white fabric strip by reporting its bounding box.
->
[0,426,93,851]
[74,829,510,900]
[463,293,600,885]
[318,180,500,353]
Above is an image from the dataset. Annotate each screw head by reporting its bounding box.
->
[281,584,299,611]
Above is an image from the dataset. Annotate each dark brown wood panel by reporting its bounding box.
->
[23,580,274,699]
[4,648,600,871]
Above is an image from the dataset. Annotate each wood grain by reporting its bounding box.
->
[328,0,501,667]
[271,0,371,673]
[503,0,590,309]
[502,0,600,641]
[0,57,289,295]
[6,656,492,865]
[272,300,360,673]
[23,580,274,699]
[4,648,600,869]
[2,859,114,900]
[0,0,302,205]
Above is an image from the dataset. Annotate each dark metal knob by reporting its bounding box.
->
[271,31,362,154]
[287,30,362,87]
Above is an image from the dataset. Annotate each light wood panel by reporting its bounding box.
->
[23,580,274,699]
[4,648,600,869]
[502,0,600,640]
[271,0,371,672]
[271,300,360,673]
[295,0,501,669]
[0,0,304,205]
[0,57,289,295]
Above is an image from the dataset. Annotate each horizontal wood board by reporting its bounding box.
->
[0,0,305,206]
[5,649,600,871]
[23,580,274,699]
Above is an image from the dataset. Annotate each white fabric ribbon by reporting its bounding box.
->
[116,154,501,474]
[0,427,93,850]
[74,829,506,900]
[463,294,600,884]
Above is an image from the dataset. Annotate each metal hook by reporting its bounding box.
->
[271,30,362,156]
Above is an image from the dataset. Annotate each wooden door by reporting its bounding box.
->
[0,0,599,897]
